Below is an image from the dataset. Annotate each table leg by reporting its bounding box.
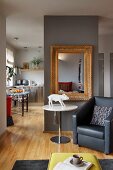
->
[26,94,28,112]
[50,111,70,144]
[14,100,17,107]
[22,95,24,116]
[58,111,61,144]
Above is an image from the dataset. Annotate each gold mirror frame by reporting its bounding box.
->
[50,45,93,101]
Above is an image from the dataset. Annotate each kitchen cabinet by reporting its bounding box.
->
[29,86,44,103]
[29,86,37,102]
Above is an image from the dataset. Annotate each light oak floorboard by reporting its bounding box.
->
[0,104,113,170]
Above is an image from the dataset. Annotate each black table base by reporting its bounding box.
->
[7,116,14,126]
[50,136,70,144]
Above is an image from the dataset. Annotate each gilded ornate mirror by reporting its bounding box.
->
[50,45,93,100]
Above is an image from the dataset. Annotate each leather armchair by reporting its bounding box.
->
[72,96,113,154]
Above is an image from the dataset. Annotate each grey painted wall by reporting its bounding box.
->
[98,53,104,96]
[110,53,113,97]
[44,16,98,131]
[99,34,113,97]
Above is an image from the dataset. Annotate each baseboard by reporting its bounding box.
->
[43,130,72,133]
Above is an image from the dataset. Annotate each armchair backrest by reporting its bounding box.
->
[95,96,113,107]
[76,97,95,125]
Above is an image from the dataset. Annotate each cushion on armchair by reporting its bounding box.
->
[90,105,112,126]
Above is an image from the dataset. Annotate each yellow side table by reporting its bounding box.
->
[48,153,102,170]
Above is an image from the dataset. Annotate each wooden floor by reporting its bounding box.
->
[0,104,113,170]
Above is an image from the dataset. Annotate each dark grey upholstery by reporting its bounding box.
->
[72,96,113,154]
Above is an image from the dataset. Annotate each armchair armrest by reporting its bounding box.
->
[104,110,113,154]
[105,111,113,122]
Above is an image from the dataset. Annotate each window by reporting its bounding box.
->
[6,48,14,86]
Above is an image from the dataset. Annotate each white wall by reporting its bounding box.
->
[0,14,6,135]
[15,48,44,85]
[99,34,113,97]
[6,43,16,58]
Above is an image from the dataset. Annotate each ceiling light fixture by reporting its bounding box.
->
[14,37,19,40]
[38,46,42,48]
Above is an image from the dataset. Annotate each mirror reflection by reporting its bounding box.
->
[58,53,84,93]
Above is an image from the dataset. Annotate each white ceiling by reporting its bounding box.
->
[1,0,113,49]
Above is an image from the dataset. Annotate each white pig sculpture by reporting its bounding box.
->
[48,94,69,107]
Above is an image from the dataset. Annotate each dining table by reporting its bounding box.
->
[7,91,30,116]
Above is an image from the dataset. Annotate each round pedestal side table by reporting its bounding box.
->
[43,104,78,144]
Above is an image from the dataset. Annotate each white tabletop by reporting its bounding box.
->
[42,104,78,112]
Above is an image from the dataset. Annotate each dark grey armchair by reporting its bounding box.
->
[72,96,113,154]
